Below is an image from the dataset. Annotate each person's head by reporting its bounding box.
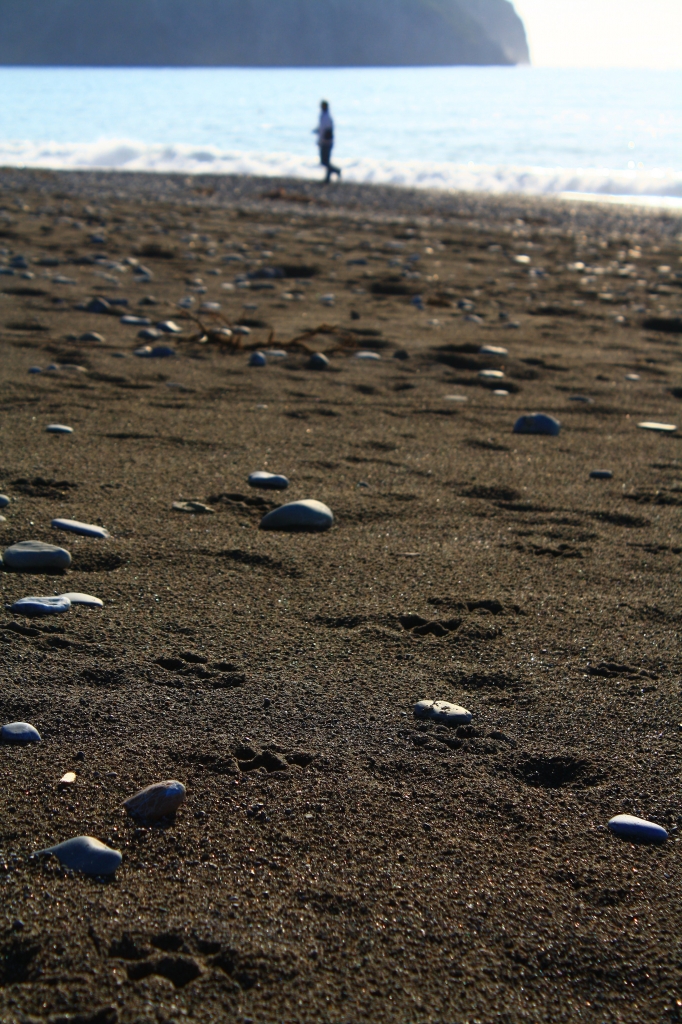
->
[321,100,329,112]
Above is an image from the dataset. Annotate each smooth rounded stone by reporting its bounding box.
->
[28,366,42,374]
[199,301,221,312]
[0,515,5,523]
[34,836,122,875]
[121,315,151,326]
[2,541,71,572]
[0,495,9,509]
[479,369,504,379]
[493,389,510,396]
[638,421,677,433]
[156,320,182,334]
[172,500,215,514]
[354,350,381,360]
[52,518,110,539]
[2,722,41,743]
[59,772,77,785]
[444,394,468,402]
[248,471,289,491]
[59,592,104,607]
[569,395,593,403]
[590,470,613,479]
[513,413,561,436]
[9,595,71,617]
[608,814,667,844]
[134,344,176,358]
[625,373,641,381]
[138,327,162,341]
[249,351,267,367]
[480,345,508,356]
[46,423,74,434]
[264,349,287,359]
[232,325,251,336]
[308,352,329,370]
[414,699,472,725]
[123,780,186,822]
[80,331,105,343]
[86,297,111,314]
[260,499,333,532]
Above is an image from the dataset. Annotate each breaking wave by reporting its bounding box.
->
[1,139,681,209]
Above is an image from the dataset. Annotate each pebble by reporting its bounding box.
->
[264,349,287,359]
[625,373,640,381]
[414,700,472,725]
[134,344,176,358]
[590,470,613,479]
[493,389,509,396]
[200,302,221,312]
[45,424,74,434]
[59,592,104,607]
[0,495,9,509]
[2,541,72,572]
[569,395,593,403]
[232,325,251,336]
[249,351,267,367]
[172,500,215,514]
[34,836,122,875]
[80,331,105,343]
[513,413,561,436]
[260,499,334,532]
[1,722,41,743]
[638,422,677,432]
[308,352,329,370]
[320,294,335,306]
[52,518,110,539]
[123,780,186,822]
[608,814,667,844]
[138,327,162,341]
[248,471,289,490]
[53,276,77,285]
[59,772,77,785]
[8,595,71,617]
[121,315,151,326]
[354,350,381,360]
[156,321,183,334]
[444,394,468,402]
[28,366,42,374]
[480,345,508,356]
[178,297,194,309]
[86,297,111,314]
[479,369,504,379]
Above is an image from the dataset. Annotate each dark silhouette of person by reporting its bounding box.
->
[313,100,341,183]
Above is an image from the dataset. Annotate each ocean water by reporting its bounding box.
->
[0,66,680,207]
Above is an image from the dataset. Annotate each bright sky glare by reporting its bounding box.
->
[512,0,682,69]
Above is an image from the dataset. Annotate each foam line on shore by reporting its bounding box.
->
[1,139,681,208]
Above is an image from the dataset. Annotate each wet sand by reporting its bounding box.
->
[0,168,681,1024]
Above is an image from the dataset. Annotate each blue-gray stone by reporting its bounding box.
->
[138,327,162,341]
[121,315,151,326]
[513,413,561,436]
[1,722,41,743]
[34,836,122,875]
[51,518,110,539]
[86,298,111,314]
[134,344,176,358]
[46,424,73,434]
[248,471,289,490]
[308,353,329,370]
[156,321,182,334]
[249,351,267,367]
[590,470,613,479]
[0,495,8,509]
[260,499,333,532]
[28,366,42,374]
[80,332,105,343]
[8,595,71,617]
[608,814,667,844]
[2,541,72,572]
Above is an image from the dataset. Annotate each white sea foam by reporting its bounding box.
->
[1,139,681,209]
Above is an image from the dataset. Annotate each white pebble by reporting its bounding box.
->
[480,345,508,356]
[638,422,677,432]
[414,700,472,725]
[51,518,110,539]
[608,814,667,844]
[59,772,77,785]
[59,592,104,607]
[1,722,41,743]
[260,499,333,532]
[354,351,381,360]
[34,836,122,875]
[479,369,504,379]
[46,424,73,434]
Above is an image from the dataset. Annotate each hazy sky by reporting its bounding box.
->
[512,0,682,68]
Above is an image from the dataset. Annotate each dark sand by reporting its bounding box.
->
[0,169,681,1024]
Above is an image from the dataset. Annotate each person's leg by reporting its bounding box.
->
[327,146,340,179]
[320,144,331,182]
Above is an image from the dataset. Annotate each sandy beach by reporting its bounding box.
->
[0,167,681,1024]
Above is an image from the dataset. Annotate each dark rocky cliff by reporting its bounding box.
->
[0,0,529,67]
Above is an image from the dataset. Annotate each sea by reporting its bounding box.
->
[0,66,680,209]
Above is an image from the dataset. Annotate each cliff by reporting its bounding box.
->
[0,0,529,67]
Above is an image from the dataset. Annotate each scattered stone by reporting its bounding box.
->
[52,518,110,539]
[80,331,105,343]
[480,345,508,356]
[264,349,287,358]
[1,722,41,743]
[2,541,72,572]
[249,351,267,367]
[414,699,472,725]
[638,422,677,433]
[569,395,593,403]
[320,294,335,306]
[200,301,221,312]
[354,350,380,360]
[123,780,186,822]
[308,352,329,370]
[46,424,74,434]
[59,772,77,785]
[34,836,122,875]
[28,366,42,374]
[156,321,182,334]
[608,814,667,843]
[625,373,640,381]
[493,389,509,396]
[121,315,151,326]
[0,495,9,508]
[138,327,162,341]
[59,592,104,607]
[8,595,71,617]
[590,470,613,479]
[479,369,504,379]
[232,325,251,336]
[86,297,111,314]
[172,501,215,514]
[134,344,176,358]
[248,471,289,490]
[444,394,468,402]
[260,499,333,532]
[513,413,561,436]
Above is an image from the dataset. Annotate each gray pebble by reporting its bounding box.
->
[2,540,72,572]
[1,722,41,743]
[34,836,122,875]
[123,780,186,822]
[260,499,333,532]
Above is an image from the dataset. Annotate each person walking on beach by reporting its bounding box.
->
[314,100,341,183]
